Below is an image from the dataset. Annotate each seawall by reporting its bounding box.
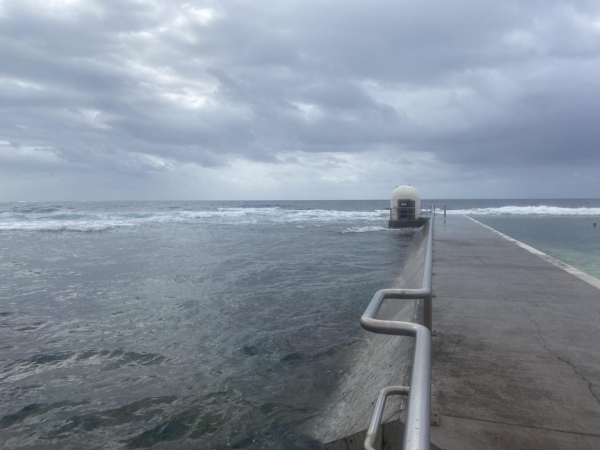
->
[309,221,431,449]
[311,213,600,450]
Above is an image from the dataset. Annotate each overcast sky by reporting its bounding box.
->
[1,0,600,200]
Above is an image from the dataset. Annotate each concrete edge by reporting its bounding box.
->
[464,215,600,291]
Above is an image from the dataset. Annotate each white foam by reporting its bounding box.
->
[0,207,391,232]
[448,206,600,216]
[0,220,135,232]
[341,226,389,233]
[280,209,388,223]
[4,204,599,232]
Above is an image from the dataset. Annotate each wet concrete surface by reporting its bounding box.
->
[431,215,600,449]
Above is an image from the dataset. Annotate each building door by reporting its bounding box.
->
[397,199,415,219]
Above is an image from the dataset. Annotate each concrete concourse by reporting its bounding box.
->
[430,215,600,449]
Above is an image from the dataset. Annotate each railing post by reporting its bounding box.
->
[424,212,434,332]
[424,294,432,332]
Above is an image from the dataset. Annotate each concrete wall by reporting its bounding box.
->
[308,221,431,449]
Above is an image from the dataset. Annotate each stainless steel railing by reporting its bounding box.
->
[360,206,437,450]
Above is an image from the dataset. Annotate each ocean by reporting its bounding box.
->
[1,199,599,449]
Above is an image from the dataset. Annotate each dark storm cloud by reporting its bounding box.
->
[1,0,600,198]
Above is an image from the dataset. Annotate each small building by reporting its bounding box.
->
[389,185,428,228]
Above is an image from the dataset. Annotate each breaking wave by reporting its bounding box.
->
[0,207,390,232]
[0,221,134,232]
[4,203,599,232]
[447,206,600,216]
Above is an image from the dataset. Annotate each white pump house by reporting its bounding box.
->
[388,185,426,228]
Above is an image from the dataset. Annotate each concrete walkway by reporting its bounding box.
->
[430,215,600,450]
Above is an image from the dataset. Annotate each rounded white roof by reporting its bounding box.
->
[391,185,420,201]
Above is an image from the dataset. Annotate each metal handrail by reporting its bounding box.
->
[361,299,431,450]
[364,386,410,449]
[360,207,436,450]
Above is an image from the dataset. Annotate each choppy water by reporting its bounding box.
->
[0,201,415,450]
[1,198,599,449]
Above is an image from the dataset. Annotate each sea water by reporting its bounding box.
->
[0,201,413,449]
[1,199,599,449]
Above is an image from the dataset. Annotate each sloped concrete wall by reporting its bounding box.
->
[309,221,430,448]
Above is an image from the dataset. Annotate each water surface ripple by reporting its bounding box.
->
[0,200,414,449]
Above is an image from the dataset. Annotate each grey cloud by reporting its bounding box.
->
[1,0,600,199]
